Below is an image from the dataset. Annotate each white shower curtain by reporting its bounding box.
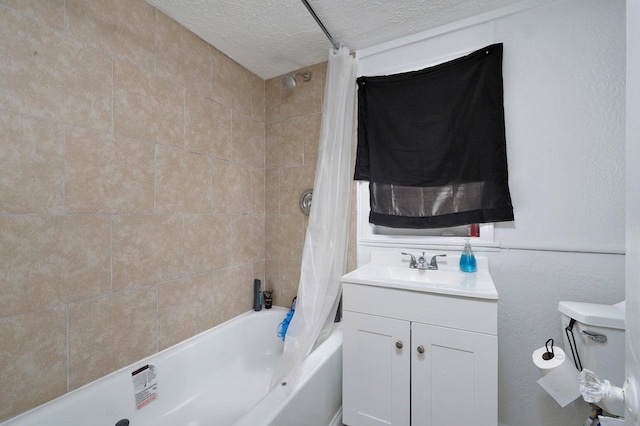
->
[270,46,356,391]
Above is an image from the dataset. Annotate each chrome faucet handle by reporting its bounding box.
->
[401,252,417,269]
[429,254,447,270]
[417,252,427,268]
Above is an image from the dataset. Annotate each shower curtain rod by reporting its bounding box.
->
[300,0,341,50]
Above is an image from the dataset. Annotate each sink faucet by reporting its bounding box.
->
[401,252,418,268]
[425,253,447,270]
[402,252,447,270]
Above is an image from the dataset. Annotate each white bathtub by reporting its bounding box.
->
[1,307,343,426]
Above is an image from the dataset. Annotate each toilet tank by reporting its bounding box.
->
[558,301,625,416]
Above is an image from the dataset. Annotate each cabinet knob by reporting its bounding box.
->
[395,341,403,349]
[417,345,425,354]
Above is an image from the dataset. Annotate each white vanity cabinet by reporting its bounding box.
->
[341,254,498,426]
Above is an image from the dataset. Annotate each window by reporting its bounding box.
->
[357,182,497,250]
[371,223,478,238]
[355,44,513,231]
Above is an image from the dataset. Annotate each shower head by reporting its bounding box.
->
[282,72,312,89]
[282,75,297,89]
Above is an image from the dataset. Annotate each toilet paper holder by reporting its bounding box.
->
[543,338,555,360]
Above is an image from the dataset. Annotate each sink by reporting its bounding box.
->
[341,252,498,300]
[378,267,468,285]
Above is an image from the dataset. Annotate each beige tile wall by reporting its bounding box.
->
[264,64,324,307]
[0,0,266,421]
[0,0,357,421]
[264,64,358,307]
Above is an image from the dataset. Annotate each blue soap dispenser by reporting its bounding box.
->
[460,239,477,273]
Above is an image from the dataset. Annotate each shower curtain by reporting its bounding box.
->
[270,46,356,391]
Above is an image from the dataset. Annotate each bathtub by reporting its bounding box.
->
[1,307,343,426]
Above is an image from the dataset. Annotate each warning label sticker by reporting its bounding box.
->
[131,364,158,410]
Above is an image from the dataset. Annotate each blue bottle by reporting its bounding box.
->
[460,240,477,273]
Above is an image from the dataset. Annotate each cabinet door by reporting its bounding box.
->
[343,311,411,426]
[411,323,498,426]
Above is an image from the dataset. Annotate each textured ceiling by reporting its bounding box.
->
[146,0,529,79]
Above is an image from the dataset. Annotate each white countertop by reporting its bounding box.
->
[341,251,498,300]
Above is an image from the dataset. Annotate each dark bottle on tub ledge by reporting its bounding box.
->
[254,279,262,311]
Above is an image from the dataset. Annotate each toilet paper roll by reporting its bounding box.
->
[532,345,582,407]
[532,346,566,376]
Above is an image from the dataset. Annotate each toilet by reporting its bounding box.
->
[558,300,626,416]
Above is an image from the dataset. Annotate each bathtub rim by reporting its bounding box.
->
[0,307,290,425]
[233,321,343,426]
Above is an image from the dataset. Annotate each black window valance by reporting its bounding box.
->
[354,43,514,228]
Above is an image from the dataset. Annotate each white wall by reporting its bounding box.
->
[355,1,626,424]
[493,0,625,253]
[626,0,640,423]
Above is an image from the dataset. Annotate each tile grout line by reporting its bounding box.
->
[153,144,157,214]
[181,215,186,286]
[65,303,71,392]
[183,87,186,151]
[110,55,115,136]
[110,215,114,293]
[153,8,157,76]
[155,285,160,354]
[63,0,68,34]
[62,125,67,213]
